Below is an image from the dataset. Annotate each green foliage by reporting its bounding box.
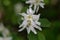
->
[12,33,25,40]
[3,0,11,6]
[57,34,60,40]
[28,31,46,40]
[52,21,60,27]
[40,18,51,27]
[28,32,38,40]
[44,0,50,5]
[37,31,46,40]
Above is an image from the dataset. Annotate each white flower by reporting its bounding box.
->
[0,37,12,40]
[26,0,45,12]
[14,3,24,13]
[0,37,3,40]
[2,28,10,37]
[18,8,42,34]
[4,37,12,40]
[0,22,5,32]
[0,22,12,40]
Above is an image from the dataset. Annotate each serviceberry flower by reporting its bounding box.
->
[26,0,45,12]
[0,22,12,40]
[14,3,24,13]
[18,8,42,34]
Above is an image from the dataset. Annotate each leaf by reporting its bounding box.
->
[42,28,56,40]
[12,32,25,40]
[37,31,46,40]
[44,0,50,5]
[57,34,60,40]
[40,18,51,27]
[27,31,46,40]
[3,0,11,6]
[20,0,26,2]
[52,21,60,27]
[27,32,38,40]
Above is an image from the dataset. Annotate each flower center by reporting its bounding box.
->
[36,0,40,3]
[27,15,33,26]
[27,20,31,26]
[27,15,32,20]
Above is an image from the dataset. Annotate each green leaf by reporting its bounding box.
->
[57,34,60,40]
[37,31,46,40]
[42,28,56,40]
[40,18,51,27]
[27,32,38,40]
[3,0,11,6]
[12,33,25,40]
[44,0,50,5]
[27,31,46,40]
[20,0,26,2]
[52,21,60,27]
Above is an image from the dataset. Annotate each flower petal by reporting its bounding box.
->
[29,4,33,8]
[36,6,39,13]
[40,0,44,2]
[2,28,10,37]
[33,14,40,21]
[35,21,41,26]
[18,25,27,32]
[21,13,27,17]
[40,3,45,8]
[4,37,12,40]
[34,4,37,11]
[30,26,37,34]
[26,27,31,34]
[27,8,34,15]
[26,1,32,4]
[34,25,42,31]
[19,20,27,28]
[0,37,3,40]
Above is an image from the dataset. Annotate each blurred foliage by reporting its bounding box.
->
[0,0,60,40]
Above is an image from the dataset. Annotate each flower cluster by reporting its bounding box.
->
[0,22,12,40]
[18,0,45,34]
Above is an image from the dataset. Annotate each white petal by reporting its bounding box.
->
[0,37,3,40]
[21,13,27,17]
[34,4,37,11]
[40,3,45,8]
[35,21,41,25]
[26,1,32,4]
[18,13,26,17]
[32,21,42,31]
[36,14,40,21]
[40,0,44,2]
[33,14,40,21]
[27,8,34,15]
[36,6,39,13]
[18,25,27,32]
[34,25,42,31]
[30,26,37,34]
[29,4,33,8]
[0,22,5,32]
[4,37,12,40]
[26,0,35,4]
[2,28,10,37]
[19,20,27,28]
[26,27,31,34]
